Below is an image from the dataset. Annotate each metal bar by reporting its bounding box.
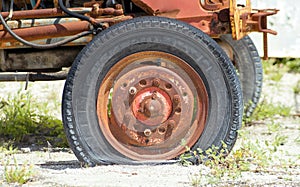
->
[263,32,268,60]
[0,71,68,82]
[0,6,125,20]
[0,36,91,49]
[1,18,82,30]
[0,21,91,42]
[0,7,92,20]
[0,15,133,49]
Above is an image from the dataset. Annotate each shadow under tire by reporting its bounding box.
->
[62,17,243,165]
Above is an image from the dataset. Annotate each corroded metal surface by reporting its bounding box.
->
[0,47,81,71]
[0,15,132,49]
[230,0,278,40]
[132,0,278,39]
[89,3,124,18]
[0,21,91,43]
[130,0,277,59]
[229,0,278,59]
[132,0,226,37]
[97,51,208,160]
[0,0,278,51]
[1,18,82,30]
[201,0,229,11]
[1,8,71,19]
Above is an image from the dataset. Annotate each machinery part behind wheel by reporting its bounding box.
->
[62,17,243,165]
[218,35,263,117]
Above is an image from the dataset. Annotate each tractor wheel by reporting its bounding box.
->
[217,35,263,117]
[62,17,243,165]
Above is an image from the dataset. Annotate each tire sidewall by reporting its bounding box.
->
[220,34,262,117]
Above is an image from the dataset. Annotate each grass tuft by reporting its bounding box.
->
[3,157,35,185]
[0,89,67,147]
[243,100,291,125]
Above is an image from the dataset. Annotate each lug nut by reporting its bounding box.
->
[144,129,152,137]
[173,95,180,103]
[129,87,137,95]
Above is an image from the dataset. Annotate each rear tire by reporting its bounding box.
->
[62,17,243,165]
[218,35,263,117]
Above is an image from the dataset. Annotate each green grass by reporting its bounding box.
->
[243,100,291,125]
[274,58,300,74]
[3,157,35,184]
[294,80,300,95]
[0,144,18,155]
[0,89,67,147]
[263,58,300,74]
[262,59,287,82]
[262,58,300,83]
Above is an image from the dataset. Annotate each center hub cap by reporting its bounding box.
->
[132,87,172,126]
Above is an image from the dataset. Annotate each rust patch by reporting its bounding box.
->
[97,51,208,160]
[0,21,91,43]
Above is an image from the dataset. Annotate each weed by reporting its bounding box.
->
[295,136,300,145]
[189,174,201,187]
[0,89,67,147]
[272,134,288,147]
[3,157,34,185]
[266,122,281,135]
[243,100,291,125]
[274,58,300,74]
[182,143,242,185]
[0,145,18,155]
[183,136,285,186]
[294,80,300,95]
[262,59,287,82]
[265,58,300,74]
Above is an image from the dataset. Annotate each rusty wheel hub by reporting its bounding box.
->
[97,51,208,160]
[132,87,172,126]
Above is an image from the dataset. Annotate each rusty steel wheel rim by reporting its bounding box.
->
[97,51,209,160]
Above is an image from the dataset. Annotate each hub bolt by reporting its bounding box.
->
[129,87,137,95]
[173,95,180,103]
[144,129,152,137]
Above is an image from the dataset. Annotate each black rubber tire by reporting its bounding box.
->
[218,35,263,117]
[62,17,243,165]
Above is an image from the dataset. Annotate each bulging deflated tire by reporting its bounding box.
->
[62,17,243,165]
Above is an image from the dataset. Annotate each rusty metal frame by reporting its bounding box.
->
[132,0,278,40]
[131,0,231,37]
[229,0,278,40]
[0,0,278,53]
[0,4,132,49]
[229,0,278,59]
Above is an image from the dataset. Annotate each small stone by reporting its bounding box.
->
[21,147,31,153]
